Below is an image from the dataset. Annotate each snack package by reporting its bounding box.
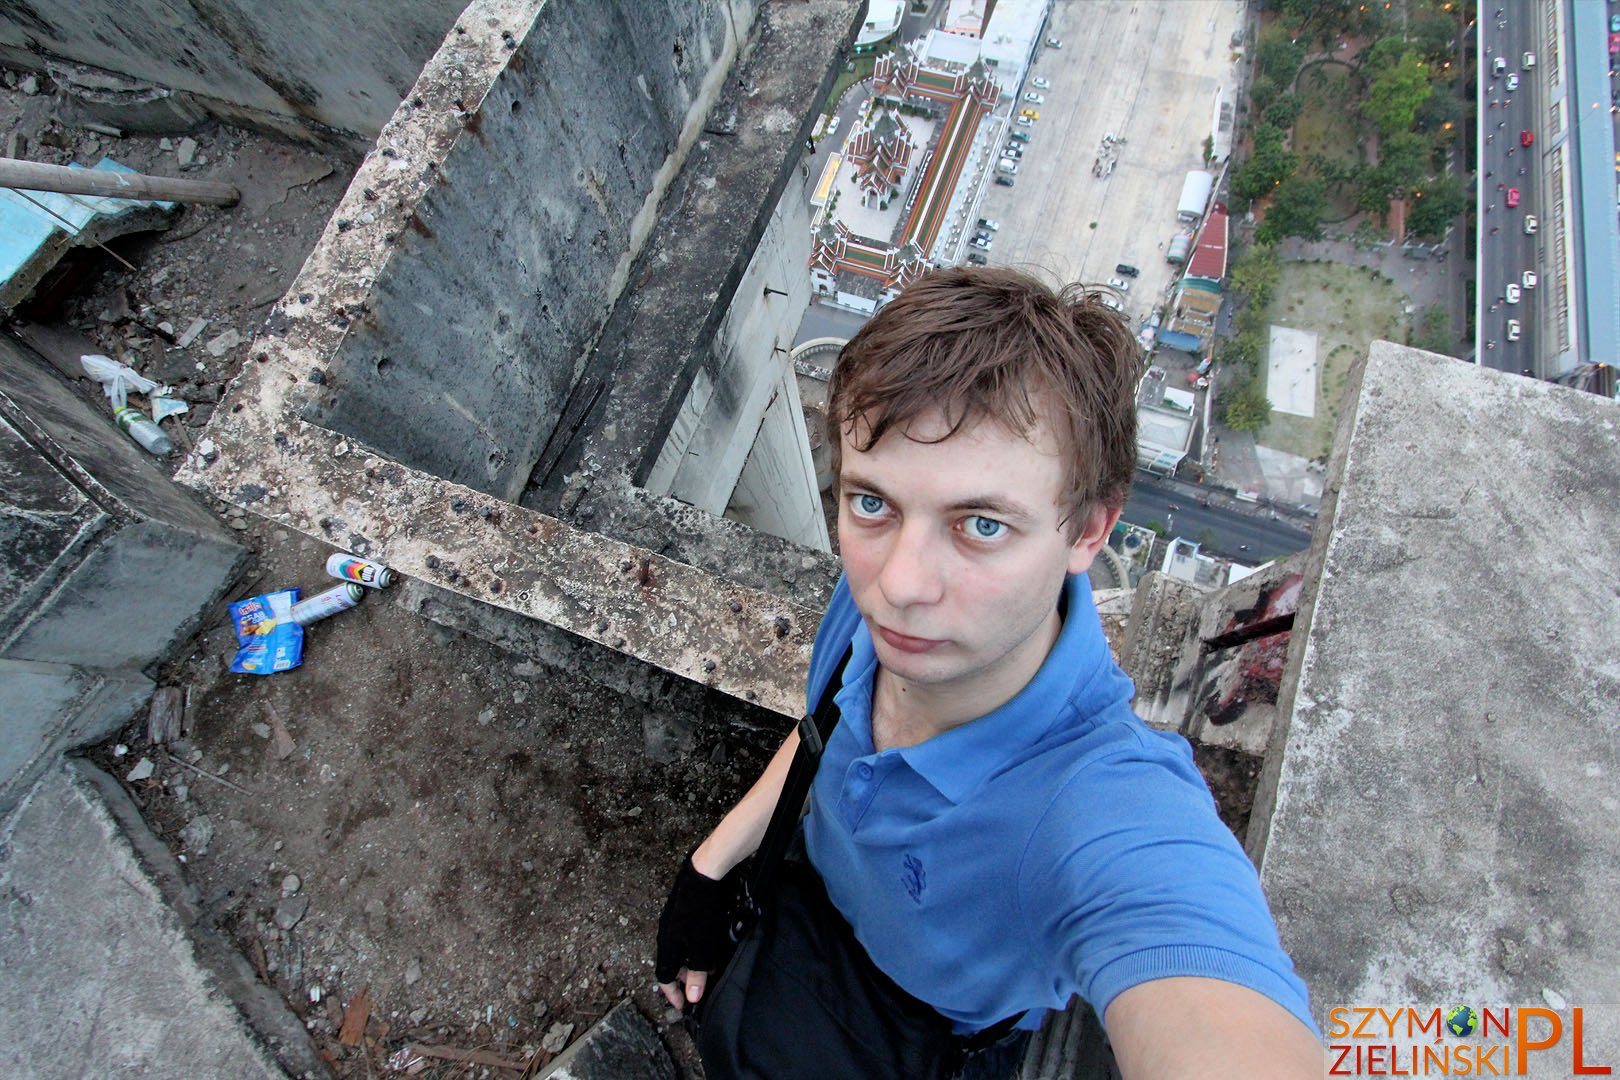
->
[228,589,305,674]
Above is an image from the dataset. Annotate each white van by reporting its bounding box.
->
[1492,56,1507,76]
[996,159,1018,175]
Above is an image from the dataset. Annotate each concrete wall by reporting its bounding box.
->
[180,1,865,720]
[0,0,467,144]
[0,335,246,811]
[304,0,760,501]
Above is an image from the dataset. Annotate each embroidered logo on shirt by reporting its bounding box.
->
[902,853,926,904]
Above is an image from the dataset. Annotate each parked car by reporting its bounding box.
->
[1046,37,1063,48]
[970,236,991,249]
[1098,294,1122,311]
[1507,73,1520,91]
[1505,283,1521,304]
[1522,51,1536,68]
[1521,129,1534,147]
[1009,130,1031,143]
[1019,108,1041,120]
[974,229,993,243]
[1506,319,1522,342]
[1115,262,1140,277]
[826,116,840,137]
[1002,147,1021,159]
[1016,116,1033,127]
[1032,77,1050,90]
[1506,187,1520,208]
[977,218,1000,231]
[1107,277,1130,291]
[966,252,988,265]
[1522,270,1538,288]
[996,160,1019,175]
[1024,92,1045,105]
[995,174,1015,186]
[1523,214,1538,234]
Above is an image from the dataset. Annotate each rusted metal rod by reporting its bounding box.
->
[0,158,239,206]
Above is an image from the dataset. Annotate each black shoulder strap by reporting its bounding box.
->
[747,644,853,901]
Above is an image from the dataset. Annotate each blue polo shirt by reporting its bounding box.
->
[802,573,1315,1036]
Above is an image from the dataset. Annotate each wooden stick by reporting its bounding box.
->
[0,158,239,206]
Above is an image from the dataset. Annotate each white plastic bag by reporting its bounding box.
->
[80,353,188,420]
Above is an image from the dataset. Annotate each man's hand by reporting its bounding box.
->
[655,854,737,1010]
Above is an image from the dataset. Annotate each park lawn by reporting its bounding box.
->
[1258,261,1410,461]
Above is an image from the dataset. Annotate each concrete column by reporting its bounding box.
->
[648,181,829,550]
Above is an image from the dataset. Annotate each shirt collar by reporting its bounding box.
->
[848,574,1128,804]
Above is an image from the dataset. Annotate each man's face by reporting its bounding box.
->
[837,408,1115,707]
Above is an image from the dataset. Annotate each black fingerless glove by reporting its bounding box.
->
[655,854,738,984]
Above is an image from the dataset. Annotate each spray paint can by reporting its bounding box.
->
[288,583,365,626]
[325,553,394,589]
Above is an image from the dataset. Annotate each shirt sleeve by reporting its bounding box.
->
[1017,728,1318,1037]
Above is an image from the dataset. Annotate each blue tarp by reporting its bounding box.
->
[1156,329,1204,355]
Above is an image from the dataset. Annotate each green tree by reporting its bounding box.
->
[1256,30,1307,88]
[1230,124,1297,203]
[1249,74,1282,115]
[1363,49,1433,136]
[1377,131,1432,195]
[1263,91,1305,129]
[1229,243,1282,308]
[1406,174,1467,240]
[1414,87,1462,134]
[1410,13,1459,66]
[1256,174,1327,244]
[1221,376,1273,433]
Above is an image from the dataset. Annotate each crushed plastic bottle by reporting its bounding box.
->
[114,406,174,456]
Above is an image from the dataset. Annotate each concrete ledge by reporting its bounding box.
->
[0,659,151,816]
[537,1001,674,1080]
[1252,341,1620,1025]
[0,760,319,1080]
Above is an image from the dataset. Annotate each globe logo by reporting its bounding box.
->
[1445,1006,1479,1037]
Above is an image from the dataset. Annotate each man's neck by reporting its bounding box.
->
[870,608,1063,751]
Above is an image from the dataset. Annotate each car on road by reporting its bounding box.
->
[1032,77,1050,90]
[1019,108,1041,120]
[1523,214,1538,234]
[1024,92,1045,105]
[1506,187,1520,208]
[1009,130,1030,143]
[1521,129,1534,147]
[1505,283,1521,304]
[1015,115,1033,127]
[1046,37,1063,48]
[1522,270,1538,288]
[1107,277,1130,291]
[1115,262,1140,277]
[1492,56,1507,76]
[1507,73,1520,91]
[1522,51,1536,68]
[995,174,1015,186]
[977,218,1000,231]
[1507,319,1522,342]
[826,116,840,138]
[1612,13,1620,32]
[1610,32,1619,55]
[966,251,988,265]
[1098,294,1122,311]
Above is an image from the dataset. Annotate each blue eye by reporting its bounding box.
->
[852,493,886,517]
[965,516,1006,540]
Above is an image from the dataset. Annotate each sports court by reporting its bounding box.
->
[1266,325,1319,418]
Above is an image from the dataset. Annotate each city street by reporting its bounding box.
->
[1126,472,1314,563]
[1477,0,1543,373]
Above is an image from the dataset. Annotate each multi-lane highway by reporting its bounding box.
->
[1478,0,1543,374]
[1123,473,1313,564]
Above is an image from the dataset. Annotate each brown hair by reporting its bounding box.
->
[828,266,1141,534]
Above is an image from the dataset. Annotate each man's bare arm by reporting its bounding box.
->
[1105,977,1323,1080]
[657,727,801,1008]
